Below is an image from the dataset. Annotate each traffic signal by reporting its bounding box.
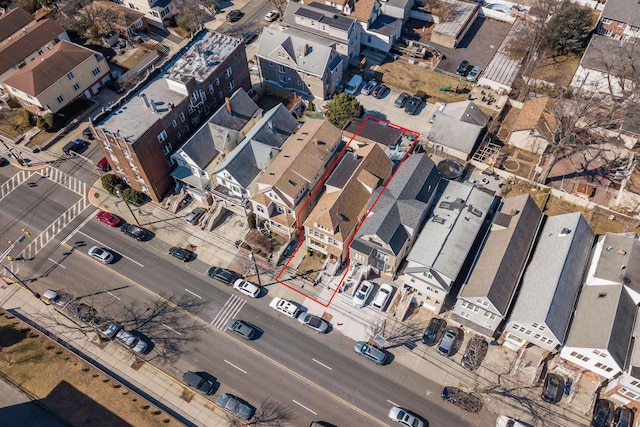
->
[22,229,31,238]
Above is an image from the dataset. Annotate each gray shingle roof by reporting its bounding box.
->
[588,232,640,292]
[601,0,640,28]
[580,35,640,79]
[180,122,222,169]
[427,116,485,157]
[208,88,262,131]
[443,101,489,126]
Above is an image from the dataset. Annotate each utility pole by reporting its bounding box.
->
[0,138,26,166]
[1,229,39,298]
[248,253,262,286]
[116,186,140,226]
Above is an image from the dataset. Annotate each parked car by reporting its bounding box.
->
[394,92,410,108]
[96,321,120,339]
[115,329,148,354]
[461,335,488,371]
[344,74,363,95]
[227,319,258,340]
[183,371,215,395]
[62,138,88,155]
[241,31,258,44]
[169,247,193,262]
[106,79,124,94]
[541,373,564,403]
[41,289,72,307]
[66,301,97,323]
[404,95,423,115]
[591,399,614,427]
[353,341,387,365]
[88,246,114,264]
[216,393,254,420]
[226,9,242,22]
[265,9,279,21]
[456,60,470,75]
[233,279,260,298]
[353,280,374,307]
[297,312,329,333]
[82,127,94,140]
[372,283,393,310]
[437,326,459,356]
[185,207,206,224]
[269,297,300,318]
[97,157,111,172]
[361,79,377,95]
[613,407,634,427]
[96,210,121,227]
[467,65,481,82]
[422,317,446,346]
[440,386,483,413]
[121,224,148,241]
[388,406,425,427]
[496,416,533,427]
[208,267,240,285]
[372,83,388,99]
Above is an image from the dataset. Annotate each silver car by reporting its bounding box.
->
[226,319,257,340]
[88,246,114,264]
[297,312,329,333]
[354,341,387,365]
[116,329,148,354]
[438,327,459,357]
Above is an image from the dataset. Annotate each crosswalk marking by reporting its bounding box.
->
[39,167,86,196]
[0,170,33,200]
[210,294,246,330]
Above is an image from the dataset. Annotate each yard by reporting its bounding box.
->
[530,54,581,87]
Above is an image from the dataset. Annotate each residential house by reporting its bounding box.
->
[2,40,109,115]
[477,18,525,94]
[256,28,343,100]
[596,0,640,40]
[343,117,403,148]
[170,88,263,198]
[93,30,250,201]
[570,35,640,97]
[0,17,69,83]
[508,96,557,155]
[0,8,33,44]
[451,195,543,337]
[120,0,174,29]
[94,1,147,39]
[503,212,594,352]
[304,143,392,262]
[212,104,300,202]
[379,0,414,22]
[605,310,640,407]
[401,181,496,313]
[281,2,361,68]
[250,119,343,237]
[430,0,480,49]
[427,101,489,161]
[349,153,440,278]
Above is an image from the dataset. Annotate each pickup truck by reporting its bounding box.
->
[269,297,300,318]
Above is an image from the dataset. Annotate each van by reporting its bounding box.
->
[63,138,88,155]
[466,66,481,82]
[344,74,363,95]
[372,284,393,310]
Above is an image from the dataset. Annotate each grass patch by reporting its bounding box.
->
[0,310,177,427]
[376,61,472,103]
[117,47,153,70]
[530,54,581,87]
[0,108,30,140]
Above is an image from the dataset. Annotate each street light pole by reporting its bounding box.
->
[1,229,39,298]
[116,187,140,226]
[248,253,262,286]
[0,138,26,166]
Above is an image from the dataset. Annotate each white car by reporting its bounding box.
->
[372,283,393,310]
[388,406,425,427]
[269,297,300,318]
[496,416,532,427]
[353,280,373,307]
[233,279,260,298]
[88,246,114,264]
[265,10,279,22]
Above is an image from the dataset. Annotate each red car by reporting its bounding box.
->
[96,211,121,227]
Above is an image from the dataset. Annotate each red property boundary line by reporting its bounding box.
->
[275,115,421,307]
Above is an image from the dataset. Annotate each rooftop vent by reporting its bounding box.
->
[469,207,483,217]
[617,249,627,255]
[433,216,445,224]
[621,265,627,270]
[559,227,571,237]
[440,201,453,210]
[607,246,613,251]
[598,293,607,298]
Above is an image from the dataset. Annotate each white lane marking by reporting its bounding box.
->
[184,288,202,299]
[48,258,66,269]
[76,230,144,267]
[224,359,247,374]
[312,358,333,371]
[60,207,95,246]
[107,291,121,300]
[292,400,317,415]
[162,323,182,335]
[210,295,246,330]
[387,399,399,407]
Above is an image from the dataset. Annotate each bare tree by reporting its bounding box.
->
[267,0,287,15]
[173,0,213,32]
[250,399,296,427]
[365,317,422,348]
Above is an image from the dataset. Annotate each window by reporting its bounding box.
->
[534,334,540,339]
[91,67,101,76]
[215,78,220,86]
[168,157,175,167]
[618,21,624,27]
[209,84,214,94]
[256,206,264,213]
[72,83,80,91]
[177,132,182,140]
[227,81,235,91]
[279,75,287,83]
[163,143,172,155]
[525,330,531,335]
[602,18,612,24]
[180,112,186,123]
[172,120,177,128]
[188,105,194,114]
[56,95,64,103]
[225,67,232,78]
[66,71,75,80]
[157,130,167,143]
[278,65,286,73]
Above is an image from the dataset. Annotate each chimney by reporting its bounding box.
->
[149,98,157,114]
[140,93,150,108]
[313,138,318,145]
[225,97,232,113]
[304,44,309,56]
[268,120,273,130]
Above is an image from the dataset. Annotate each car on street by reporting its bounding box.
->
[208,267,240,285]
[372,283,393,310]
[96,321,120,339]
[232,279,260,298]
[461,335,489,371]
[265,9,279,21]
[437,326,459,356]
[441,386,483,413]
[361,79,377,95]
[0,157,7,166]
[169,247,193,262]
[456,60,470,75]
[353,341,387,365]
[353,280,374,307]
[394,92,410,108]
[372,83,388,99]
[422,317,446,346]
[241,31,258,45]
[88,246,114,264]
[66,301,97,323]
[216,393,254,420]
[269,297,301,318]
[82,127,94,140]
[297,312,329,333]
[115,329,148,354]
[388,406,425,427]
[41,289,72,307]
[591,399,614,427]
[96,210,121,227]
[185,207,206,224]
[226,9,242,22]
[183,371,215,395]
[62,138,88,155]
[496,416,533,427]
[120,224,148,241]
[404,95,423,115]
[613,407,634,427]
[541,373,564,403]
[227,319,258,340]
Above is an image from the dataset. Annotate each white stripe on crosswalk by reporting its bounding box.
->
[210,294,246,330]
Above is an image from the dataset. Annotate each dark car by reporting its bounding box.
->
[591,399,614,427]
[169,247,193,262]
[208,267,240,285]
[613,406,634,427]
[372,83,388,99]
[0,157,7,166]
[461,335,489,371]
[440,386,483,413]
[226,9,242,22]
[183,371,215,395]
[456,60,470,75]
[121,224,148,241]
[227,319,258,340]
[241,31,258,44]
[541,373,564,403]
[62,138,88,155]
[82,127,94,140]
[106,79,124,94]
[394,92,410,108]
[404,95,423,115]
[422,317,446,346]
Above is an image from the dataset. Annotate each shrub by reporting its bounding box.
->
[307,100,315,112]
[247,213,256,229]
[36,117,47,130]
[22,110,32,127]
[43,113,55,130]
[123,187,146,206]
[101,174,123,195]
[306,249,313,257]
